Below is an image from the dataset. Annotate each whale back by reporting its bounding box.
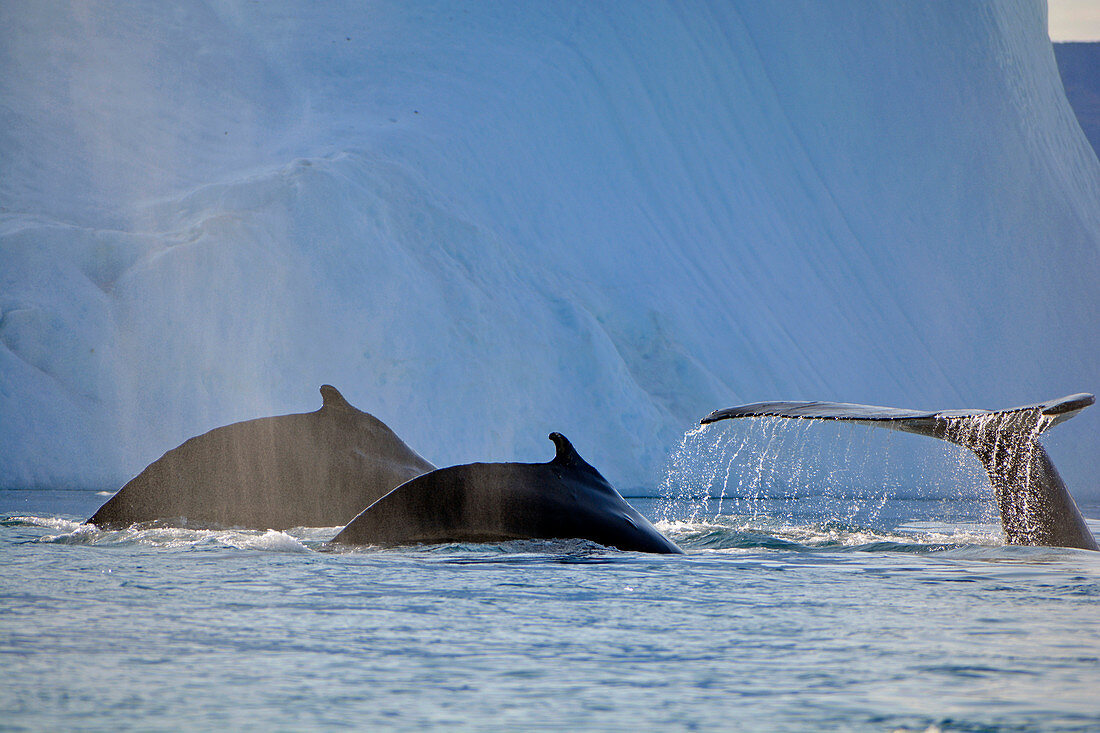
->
[331,432,683,554]
[88,386,434,530]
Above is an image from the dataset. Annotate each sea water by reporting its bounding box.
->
[3,424,1100,731]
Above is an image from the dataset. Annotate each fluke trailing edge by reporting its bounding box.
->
[88,386,434,530]
[701,394,1098,551]
[332,432,684,554]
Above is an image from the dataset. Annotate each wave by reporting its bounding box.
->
[657,515,1002,554]
[0,512,1039,558]
[4,516,621,557]
[4,514,326,552]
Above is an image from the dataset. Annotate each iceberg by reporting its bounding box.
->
[2,1,1098,498]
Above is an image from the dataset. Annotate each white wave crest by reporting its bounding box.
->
[656,515,1001,550]
[8,515,86,532]
[29,520,314,553]
[227,529,311,553]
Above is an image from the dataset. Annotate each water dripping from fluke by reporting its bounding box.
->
[689,394,1097,551]
[658,417,970,536]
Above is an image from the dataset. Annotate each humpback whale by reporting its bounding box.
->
[332,432,684,554]
[701,394,1098,551]
[88,386,433,530]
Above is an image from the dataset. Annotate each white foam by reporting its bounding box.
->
[29,520,316,553]
[658,514,1001,550]
[226,529,311,553]
[11,515,85,532]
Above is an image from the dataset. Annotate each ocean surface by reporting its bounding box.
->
[3,425,1100,732]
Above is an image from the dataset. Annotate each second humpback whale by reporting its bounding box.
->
[88,386,434,530]
[700,393,1098,551]
[331,432,684,554]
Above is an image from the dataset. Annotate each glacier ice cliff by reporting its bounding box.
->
[2,1,1099,496]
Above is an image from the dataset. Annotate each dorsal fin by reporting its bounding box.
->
[548,432,579,466]
[319,384,352,411]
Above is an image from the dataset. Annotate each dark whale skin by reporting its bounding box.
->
[88,385,433,530]
[332,432,683,554]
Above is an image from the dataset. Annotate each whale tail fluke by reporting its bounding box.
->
[701,394,1097,551]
